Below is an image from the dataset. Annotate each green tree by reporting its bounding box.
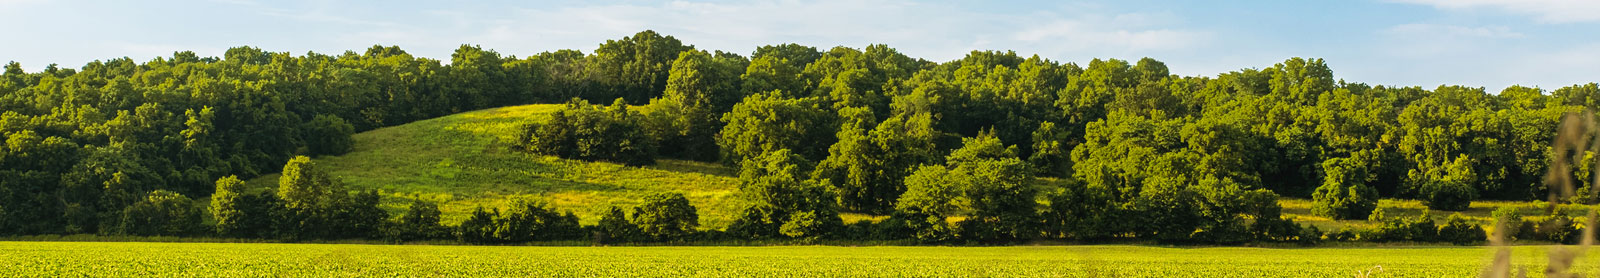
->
[393,199,446,241]
[632,193,700,240]
[587,30,694,103]
[898,132,1037,240]
[811,109,940,213]
[304,114,355,156]
[594,206,639,243]
[116,190,203,236]
[717,91,836,164]
[1312,156,1380,220]
[730,149,842,238]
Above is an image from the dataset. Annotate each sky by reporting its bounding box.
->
[1,0,1596,91]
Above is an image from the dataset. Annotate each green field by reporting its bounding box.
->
[2,241,1595,277]
[241,104,752,228]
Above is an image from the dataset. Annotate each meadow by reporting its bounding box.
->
[3,241,1595,277]
[240,104,751,228]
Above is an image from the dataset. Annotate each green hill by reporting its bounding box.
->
[240,103,1554,233]
[244,104,748,228]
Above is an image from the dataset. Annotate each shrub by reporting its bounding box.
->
[779,211,827,238]
[594,206,639,244]
[1436,213,1485,245]
[1311,157,1379,220]
[391,199,447,241]
[494,199,582,242]
[116,190,203,236]
[520,98,657,166]
[457,207,499,244]
[304,114,355,156]
[1489,206,1528,241]
[633,193,700,240]
[1534,213,1579,244]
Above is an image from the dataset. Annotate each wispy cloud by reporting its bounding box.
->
[1389,0,1600,23]
[1382,23,1524,38]
[408,0,1211,63]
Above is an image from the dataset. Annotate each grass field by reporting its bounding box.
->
[242,104,749,228]
[3,241,1597,277]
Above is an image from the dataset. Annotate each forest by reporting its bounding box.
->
[2,30,1598,245]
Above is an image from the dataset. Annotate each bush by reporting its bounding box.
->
[1436,213,1485,245]
[457,207,499,244]
[390,199,447,241]
[1311,157,1379,220]
[779,211,827,238]
[1534,213,1579,244]
[1489,206,1528,241]
[493,199,582,242]
[520,98,658,166]
[116,190,204,236]
[1366,214,1437,242]
[1423,180,1476,211]
[304,114,355,156]
[633,193,700,240]
[593,206,639,244]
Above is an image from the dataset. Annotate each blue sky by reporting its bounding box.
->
[2,0,1596,91]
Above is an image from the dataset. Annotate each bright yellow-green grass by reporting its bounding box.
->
[5,241,1599,277]
[242,104,747,228]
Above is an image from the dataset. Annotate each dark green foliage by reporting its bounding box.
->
[1490,206,1532,241]
[1042,181,1119,239]
[1436,213,1485,245]
[210,175,275,238]
[717,91,837,164]
[115,190,203,236]
[1365,213,1439,242]
[391,199,447,241]
[273,156,388,240]
[811,109,940,213]
[593,206,639,244]
[521,98,657,166]
[729,149,842,239]
[493,199,583,242]
[1312,155,1380,220]
[898,132,1038,241]
[587,30,695,103]
[1534,210,1579,244]
[304,115,355,156]
[632,193,700,240]
[458,207,499,244]
[644,50,740,161]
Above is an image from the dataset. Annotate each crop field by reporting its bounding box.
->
[3,241,1598,277]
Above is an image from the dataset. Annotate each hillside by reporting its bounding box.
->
[237,104,1554,234]
[243,104,748,228]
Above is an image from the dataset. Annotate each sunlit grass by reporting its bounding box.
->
[242,104,744,228]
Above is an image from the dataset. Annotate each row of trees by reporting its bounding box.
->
[4,29,1597,243]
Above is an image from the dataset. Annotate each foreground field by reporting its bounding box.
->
[4,242,1598,277]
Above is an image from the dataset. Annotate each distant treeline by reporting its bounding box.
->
[3,30,1597,244]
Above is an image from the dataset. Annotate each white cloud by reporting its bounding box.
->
[1382,23,1524,38]
[388,0,1210,63]
[1389,0,1600,23]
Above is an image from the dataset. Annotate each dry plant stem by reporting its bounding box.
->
[1512,112,1600,278]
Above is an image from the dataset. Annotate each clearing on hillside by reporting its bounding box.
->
[243,104,746,228]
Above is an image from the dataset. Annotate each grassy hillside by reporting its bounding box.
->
[239,103,1570,233]
[244,104,747,228]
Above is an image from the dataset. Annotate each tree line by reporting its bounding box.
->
[4,30,1599,244]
